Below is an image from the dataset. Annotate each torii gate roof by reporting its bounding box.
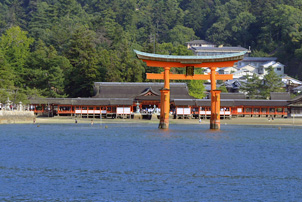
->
[134,49,246,64]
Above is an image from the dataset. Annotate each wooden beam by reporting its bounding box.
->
[146,73,233,80]
[142,59,239,68]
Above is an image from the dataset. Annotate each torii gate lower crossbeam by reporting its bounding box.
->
[134,49,246,130]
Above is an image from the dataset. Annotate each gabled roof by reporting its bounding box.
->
[282,75,302,85]
[138,87,160,96]
[238,64,257,70]
[262,61,276,67]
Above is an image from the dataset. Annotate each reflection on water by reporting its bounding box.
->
[1,123,302,201]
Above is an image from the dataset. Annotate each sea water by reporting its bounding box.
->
[0,123,302,201]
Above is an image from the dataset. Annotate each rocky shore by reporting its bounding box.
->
[0,111,35,124]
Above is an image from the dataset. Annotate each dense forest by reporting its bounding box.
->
[1,0,302,103]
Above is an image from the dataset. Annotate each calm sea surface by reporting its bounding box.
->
[0,123,302,201]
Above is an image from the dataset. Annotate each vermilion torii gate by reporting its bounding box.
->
[134,50,246,130]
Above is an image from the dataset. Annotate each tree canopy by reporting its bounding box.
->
[242,68,285,99]
[0,0,301,102]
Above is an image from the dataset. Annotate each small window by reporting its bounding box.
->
[245,108,252,113]
[277,67,282,71]
[277,108,283,112]
[36,106,42,110]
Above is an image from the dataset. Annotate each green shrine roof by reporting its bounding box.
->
[134,49,247,64]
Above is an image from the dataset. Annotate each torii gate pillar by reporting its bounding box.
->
[210,90,221,129]
[210,67,221,130]
[159,67,170,129]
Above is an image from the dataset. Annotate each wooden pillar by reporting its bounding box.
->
[210,67,221,130]
[159,67,170,129]
[210,90,221,130]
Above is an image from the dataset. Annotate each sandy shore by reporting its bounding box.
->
[8,116,302,126]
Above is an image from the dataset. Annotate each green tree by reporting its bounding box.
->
[207,0,254,46]
[261,67,285,99]
[24,40,71,97]
[65,26,99,97]
[182,0,216,39]
[241,73,262,99]
[98,49,123,82]
[0,26,34,87]
[28,2,54,40]
[168,25,196,46]
[217,85,228,93]
[187,69,206,99]
[188,80,206,99]
[0,49,14,102]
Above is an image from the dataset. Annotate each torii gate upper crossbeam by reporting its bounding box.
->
[146,73,233,80]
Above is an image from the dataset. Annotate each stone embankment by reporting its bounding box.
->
[0,111,35,124]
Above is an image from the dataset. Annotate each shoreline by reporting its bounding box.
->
[4,116,302,126]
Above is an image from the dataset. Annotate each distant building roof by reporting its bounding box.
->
[220,93,246,99]
[191,46,249,57]
[288,95,302,106]
[270,92,291,100]
[282,75,302,85]
[240,57,277,62]
[192,46,248,53]
[186,40,215,45]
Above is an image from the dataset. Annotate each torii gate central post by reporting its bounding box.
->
[134,50,246,130]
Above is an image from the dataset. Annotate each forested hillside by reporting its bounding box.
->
[1,0,302,102]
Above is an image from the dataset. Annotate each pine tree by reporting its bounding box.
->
[65,26,99,97]
[242,73,262,99]
[261,67,285,99]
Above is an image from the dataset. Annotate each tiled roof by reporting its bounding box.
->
[134,49,246,63]
[288,95,302,105]
[186,40,215,45]
[241,57,277,62]
[29,98,132,106]
[174,99,196,106]
[93,82,194,100]
[270,92,291,100]
[192,46,248,52]
[220,93,246,99]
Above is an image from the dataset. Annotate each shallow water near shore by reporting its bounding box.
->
[1,123,302,201]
